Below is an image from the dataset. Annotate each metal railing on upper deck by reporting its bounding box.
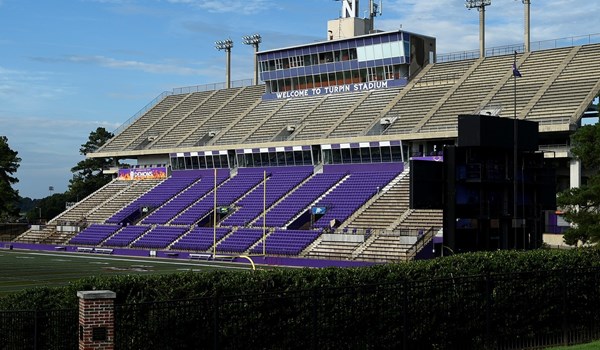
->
[436,33,600,63]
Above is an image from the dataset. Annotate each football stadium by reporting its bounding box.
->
[9,1,599,264]
[2,0,600,347]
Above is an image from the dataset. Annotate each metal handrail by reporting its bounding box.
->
[437,33,600,63]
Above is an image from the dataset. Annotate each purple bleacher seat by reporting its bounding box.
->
[216,227,266,253]
[171,169,268,225]
[220,167,312,227]
[261,172,345,228]
[131,225,189,249]
[69,224,121,246]
[251,229,322,256]
[141,172,229,225]
[103,225,150,247]
[171,227,231,251]
[106,170,204,224]
[313,165,402,228]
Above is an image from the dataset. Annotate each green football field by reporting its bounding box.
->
[0,249,261,296]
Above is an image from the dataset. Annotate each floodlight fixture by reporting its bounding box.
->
[465,0,491,9]
[465,0,492,58]
[215,39,233,88]
[243,34,262,85]
[215,39,233,51]
[242,34,261,46]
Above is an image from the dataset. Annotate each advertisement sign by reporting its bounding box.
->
[312,206,327,215]
[264,79,407,100]
[117,167,168,181]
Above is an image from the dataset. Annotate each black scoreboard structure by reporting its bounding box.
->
[411,115,556,254]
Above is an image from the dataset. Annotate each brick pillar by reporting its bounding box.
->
[77,290,116,350]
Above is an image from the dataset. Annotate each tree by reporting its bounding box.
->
[68,127,117,202]
[0,136,21,221]
[557,123,600,245]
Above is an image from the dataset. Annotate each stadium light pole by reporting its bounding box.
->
[242,34,262,85]
[512,50,520,249]
[520,0,531,52]
[215,39,234,89]
[465,0,492,58]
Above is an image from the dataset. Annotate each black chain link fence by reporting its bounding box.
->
[2,268,600,349]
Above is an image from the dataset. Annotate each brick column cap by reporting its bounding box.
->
[77,290,116,300]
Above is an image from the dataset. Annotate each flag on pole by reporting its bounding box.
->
[512,63,522,77]
[512,51,522,77]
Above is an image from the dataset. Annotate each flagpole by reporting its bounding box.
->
[513,50,518,249]
[262,170,266,257]
[213,167,217,258]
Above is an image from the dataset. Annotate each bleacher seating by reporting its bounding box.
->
[171,169,266,225]
[312,164,403,228]
[141,169,230,224]
[69,224,121,246]
[103,225,150,247]
[107,171,203,224]
[50,180,131,225]
[216,228,266,253]
[251,229,322,255]
[152,87,243,148]
[171,227,231,251]
[220,167,312,227]
[131,225,188,249]
[292,93,363,140]
[87,179,162,223]
[345,171,410,230]
[100,94,187,152]
[262,172,346,228]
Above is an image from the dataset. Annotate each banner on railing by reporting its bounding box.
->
[117,167,169,181]
[312,207,327,215]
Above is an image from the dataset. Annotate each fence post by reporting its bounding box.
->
[311,288,319,350]
[213,295,220,350]
[561,269,568,346]
[77,290,116,350]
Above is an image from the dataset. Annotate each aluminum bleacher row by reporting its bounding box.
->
[66,163,413,257]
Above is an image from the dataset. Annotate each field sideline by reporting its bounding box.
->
[0,249,263,296]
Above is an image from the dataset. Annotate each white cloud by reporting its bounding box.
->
[69,55,208,75]
[166,0,273,15]
[0,66,71,106]
[376,0,600,54]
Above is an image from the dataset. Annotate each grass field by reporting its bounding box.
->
[0,249,260,296]
[549,340,600,349]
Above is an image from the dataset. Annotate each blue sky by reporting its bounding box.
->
[1,0,598,199]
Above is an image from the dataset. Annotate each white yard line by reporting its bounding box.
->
[16,251,254,271]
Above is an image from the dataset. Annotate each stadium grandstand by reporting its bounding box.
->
[11,0,600,264]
